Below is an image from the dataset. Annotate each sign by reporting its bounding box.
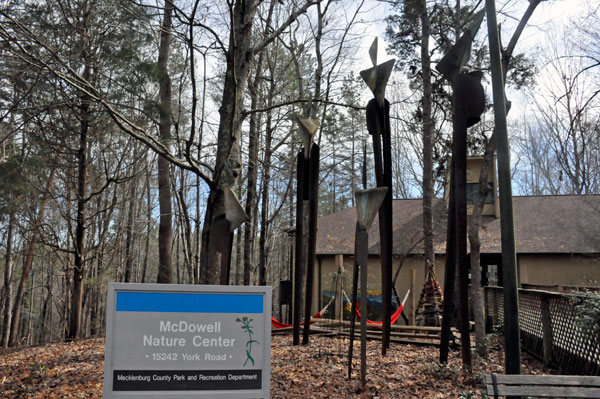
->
[103,283,272,398]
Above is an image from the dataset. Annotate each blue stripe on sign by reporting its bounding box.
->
[116,292,263,313]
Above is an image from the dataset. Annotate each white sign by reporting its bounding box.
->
[103,283,272,398]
